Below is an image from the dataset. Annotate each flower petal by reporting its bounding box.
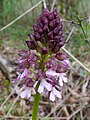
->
[20,90,26,98]
[32,88,36,94]
[38,82,44,94]
[61,73,68,83]
[15,74,21,81]
[26,90,31,99]
[33,81,38,88]
[46,69,59,77]
[63,59,70,66]
[59,76,63,86]
[20,88,31,99]
[20,69,28,80]
[63,76,67,83]
[53,87,62,99]
[49,91,55,101]
[42,79,52,91]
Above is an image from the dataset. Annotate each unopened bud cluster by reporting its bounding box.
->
[26,8,64,53]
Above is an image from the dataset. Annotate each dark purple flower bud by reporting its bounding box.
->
[53,9,58,17]
[48,13,54,20]
[47,32,53,39]
[41,34,46,42]
[25,40,32,49]
[24,78,34,87]
[25,40,37,50]
[56,52,67,60]
[42,17,48,24]
[53,28,59,35]
[28,34,35,41]
[52,44,60,53]
[55,18,60,25]
[59,30,63,36]
[49,20,55,29]
[60,37,64,42]
[54,36,60,41]
[58,41,64,47]
[41,46,48,55]
[43,24,49,33]
[39,23,43,27]
[34,32,40,40]
[43,8,50,17]
[57,24,62,31]
[33,24,38,32]
[38,27,43,34]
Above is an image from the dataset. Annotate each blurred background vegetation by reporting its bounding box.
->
[0,0,90,119]
[0,0,90,56]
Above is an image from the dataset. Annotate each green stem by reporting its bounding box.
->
[32,81,40,120]
[32,93,40,120]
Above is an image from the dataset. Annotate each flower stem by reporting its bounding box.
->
[32,93,40,120]
[32,82,40,120]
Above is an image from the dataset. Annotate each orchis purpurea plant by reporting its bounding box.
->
[15,8,69,120]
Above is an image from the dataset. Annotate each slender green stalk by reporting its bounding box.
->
[32,92,40,120]
[32,49,44,120]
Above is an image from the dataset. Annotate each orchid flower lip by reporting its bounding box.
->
[20,87,31,99]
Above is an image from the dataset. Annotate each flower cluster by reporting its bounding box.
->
[26,8,64,53]
[15,8,69,102]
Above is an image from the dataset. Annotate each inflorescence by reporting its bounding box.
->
[15,8,69,102]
